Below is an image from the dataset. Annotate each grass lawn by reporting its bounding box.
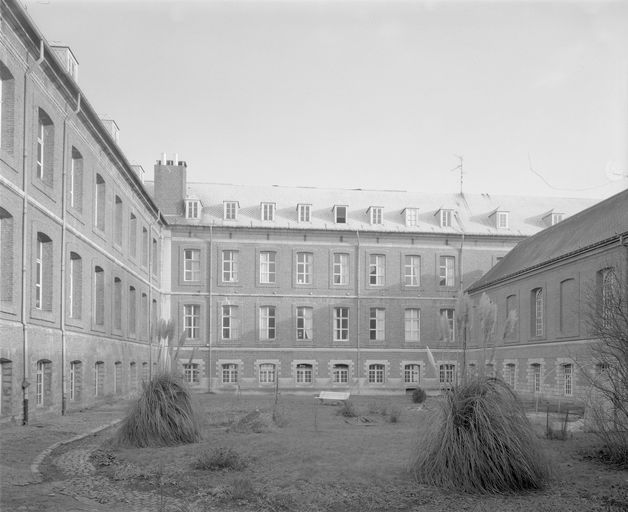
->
[92,393,628,512]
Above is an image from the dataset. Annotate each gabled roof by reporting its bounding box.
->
[144,181,597,235]
[468,188,628,292]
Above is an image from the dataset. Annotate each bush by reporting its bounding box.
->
[386,405,402,423]
[412,388,427,404]
[410,377,551,494]
[194,446,247,471]
[336,400,358,418]
[228,477,255,500]
[115,371,201,448]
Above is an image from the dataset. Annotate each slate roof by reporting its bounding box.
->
[145,181,596,237]
[468,188,628,292]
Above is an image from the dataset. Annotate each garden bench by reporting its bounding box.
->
[316,391,350,404]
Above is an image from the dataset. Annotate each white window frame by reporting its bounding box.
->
[222,363,238,384]
[333,307,349,341]
[36,361,44,405]
[332,364,349,384]
[261,202,275,221]
[259,363,276,384]
[368,254,385,286]
[222,250,238,283]
[439,364,455,384]
[259,305,276,341]
[404,255,420,286]
[533,288,544,337]
[297,203,311,223]
[296,363,313,384]
[404,308,420,342]
[259,251,276,284]
[369,308,385,341]
[368,363,385,384]
[183,363,200,383]
[496,211,509,229]
[333,253,349,285]
[221,305,240,340]
[440,209,453,227]
[505,363,516,388]
[532,364,541,393]
[551,213,563,225]
[296,252,312,285]
[296,306,313,340]
[224,201,238,220]
[404,364,420,384]
[185,200,200,219]
[36,118,44,180]
[405,208,419,227]
[334,205,347,224]
[440,308,455,342]
[369,206,383,225]
[439,255,455,287]
[183,249,201,282]
[183,304,200,339]
[563,364,573,396]
[35,238,43,309]
[69,361,78,401]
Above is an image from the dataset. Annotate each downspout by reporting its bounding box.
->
[147,211,161,378]
[59,93,81,415]
[207,223,213,393]
[355,230,361,393]
[20,40,45,425]
[459,231,466,385]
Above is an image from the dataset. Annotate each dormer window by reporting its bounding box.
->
[368,206,383,225]
[334,205,348,224]
[297,203,311,223]
[403,208,419,227]
[261,202,275,221]
[495,211,509,229]
[439,209,453,228]
[185,199,201,219]
[224,201,239,220]
[543,211,564,227]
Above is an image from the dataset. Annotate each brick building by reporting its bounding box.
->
[0,0,165,422]
[149,160,595,395]
[467,189,628,400]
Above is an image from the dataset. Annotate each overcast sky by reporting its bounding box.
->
[26,0,628,198]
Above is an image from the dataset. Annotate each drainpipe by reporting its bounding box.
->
[355,230,361,392]
[459,231,466,385]
[207,223,213,393]
[59,93,81,415]
[147,211,161,378]
[20,40,45,425]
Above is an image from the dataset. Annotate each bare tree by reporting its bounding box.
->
[584,267,628,465]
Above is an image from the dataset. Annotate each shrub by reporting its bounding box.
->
[412,388,427,404]
[336,400,358,418]
[228,477,255,500]
[386,405,401,423]
[115,371,201,448]
[194,446,247,471]
[410,377,551,494]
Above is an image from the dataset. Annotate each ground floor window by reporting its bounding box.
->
[142,362,149,383]
[296,364,313,384]
[130,362,137,391]
[0,359,12,415]
[94,361,104,397]
[183,363,200,384]
[222,363,238,384]
[36,360,52,406]
[259,363,276,384]
[439,364,455,385]
[69,361,82,401]
[368,364,385,384]
[332,364,349,384]
[114,361,122,394]
[404,364,420,384]
[563,364,573,396]
[505,363,516,389]
[531,364,541,393]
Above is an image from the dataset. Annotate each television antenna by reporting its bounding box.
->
[450,155,464,195]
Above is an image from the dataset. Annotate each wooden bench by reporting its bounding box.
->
[316,391,350,404]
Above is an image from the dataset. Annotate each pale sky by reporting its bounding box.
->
[25,0,628,198]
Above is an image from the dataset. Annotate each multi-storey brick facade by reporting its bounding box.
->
[0,0,164,422]
[467,189,628,400]
[149,161,595,395]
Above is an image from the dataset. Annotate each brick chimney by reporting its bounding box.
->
[153,154,187,215]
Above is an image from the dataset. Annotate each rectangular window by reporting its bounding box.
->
[183,363,199,383]
[222,363,238,383]
[185,200,200,219]
[69,361,80,401]
[224,201,238,220]
[404,255,420,286]
[439,364,455,384]
[334,205,347,224]
[505,364,516,388]
[439,256,455,287]
[68,253,82,319]
[532,364,541,393]
[296,364,313,384]
[563,364,573,396]
[404,364,420,384]
[222,250,238,283]
[297,204,311,222]
[261,202,275,221]
[333,364,349,384]
[496,211,509,229]
[296,252,312,284]
[368,364,385,384]
[128,286,136,336]
[94,267,105,326]
[370,207,383,225]
[405,308,420,342]
[333,307,349,341]
[183,249,201,282]
[333,253,349,285]
[129,214,137,258]
[259,251,276,284]
[369,254,385,286]
[114,196,123,246]
[184,304,200,339]
[95,175,106,231]
[35,239,43,309]
[259,363,276,384]
[296,306,313,340]
[36,118,44,179]
[405,208,418,227]
[141,227,148,266]
[440,209,453,227]
[113,277,122,330]
[440,308,455,341]
[69,149,83,211]
[221,305,239,340]
[369,308,385,341]
[259,306,276,341]
[532,288,544,337]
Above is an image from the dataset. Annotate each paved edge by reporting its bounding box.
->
[29,418,123,484]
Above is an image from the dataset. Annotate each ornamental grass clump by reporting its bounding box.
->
[410,377,551,494]
[116,371,201,448]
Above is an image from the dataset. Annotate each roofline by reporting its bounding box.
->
[3,0,164,224]
[467,230,628,294]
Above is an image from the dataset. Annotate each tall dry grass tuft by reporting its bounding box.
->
[116,371,201,447]
[410,377,551,494]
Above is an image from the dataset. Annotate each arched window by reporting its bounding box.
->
[36,108,54,186]
[0,208,14,303]
[35,232,53,311]
[0,61,16,153]
[68,252,82,319]
[531,288,544,337]
[93,266,105,325]
[95,174,106,231]
[69,147,83,211]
